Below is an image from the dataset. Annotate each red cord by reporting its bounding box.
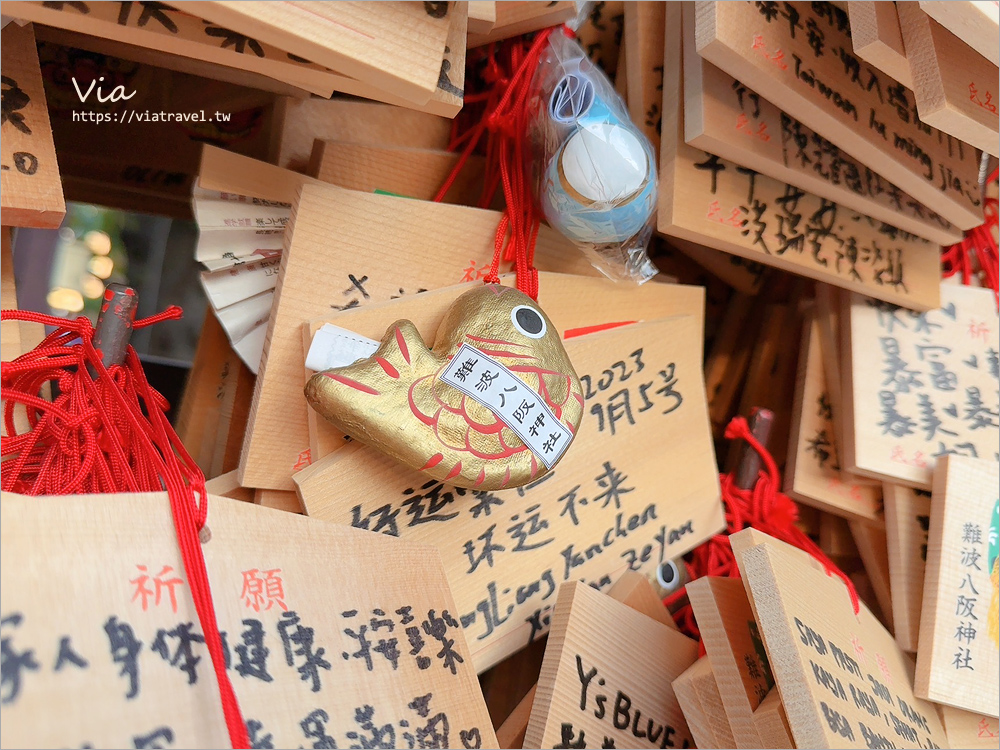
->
[1,308,250,749]
[434,26,575,301]
[665,416,860,640]
[942,167,999,308]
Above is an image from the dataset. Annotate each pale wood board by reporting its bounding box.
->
[309,140,485,205]
[659,4,942,311]
[524,582,698,749]
[848,1,913,88]
[752,688,795,749]
[576,1,625,80]
[678,656,743,748]
[203,470,255,504]
[843,283,1000,490]
[294,311,724,672]
[624,1,666,158]
[198,145,324,204]
[175,309,255,480]
[915,454,1000,716]
[494,571,675,750]
[848,520,896,633]
[466,1,577,47]
[182,1,451,105]
[254,488,304,515]
[0,23,65,228]
[0,1,342,97]
[682,4,960,247]
[323,1,468,118]
[666,236,768,296]
[687,576,775,748]
[467,0,496,34]
[269,97,452,174]
[883,483,932,653]
[918,0,1000,66]
[302,274,706,462]
[939,704,1000,749]
[0,491,497,748]
[731,529,950,749]
[787,310,884,522]
[897,1,1000,157]
[238,185,597,491]
[694,0,985,230]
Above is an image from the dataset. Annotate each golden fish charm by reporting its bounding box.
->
[305,284,584,490]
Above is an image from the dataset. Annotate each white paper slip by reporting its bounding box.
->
[192,195,291,230]
[195,226,285,262]
[192,185,291,209]
[201,255,281,310]
[233,324,268,375]
[200,249,281,273]
[215,290,274,344]
[305,324,380,372]
[440,342,573,469]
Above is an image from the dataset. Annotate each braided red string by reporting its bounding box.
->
[1,308,249,749]
[435,27,575,301]
[666,415,860,640]
[941,167,999,307]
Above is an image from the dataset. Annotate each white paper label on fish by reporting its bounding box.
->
[440,342,573,469]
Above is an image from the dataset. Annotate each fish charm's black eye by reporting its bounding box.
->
[511,305,547,339]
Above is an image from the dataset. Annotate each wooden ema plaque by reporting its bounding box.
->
[842,283,1000,490]
[884,483,932,653]
[787,309,884,523]
[694,1,985,230]
[915,455,1000,717]
[848,1,913,89]
[673,657,737,749]
[269,98,451,173]
[939,704,1000,749]
[753,689,794,749]
[466,1,577,47]
[0,492,496,749]
[322,1,468,119]
[239,184,596,491]
[1,1,344,98]
[681,4,961,247]
[658,4,942,312]
[623,1,666,158]
[0,23,65,229]
[302,274,707,462]
[687,577,777,748]
[918,0,1000,66]
[182,1,451,106]
[524,582,698,749]
[292,290,722,672]
[731,528,950,749]
[897,1,1000,158]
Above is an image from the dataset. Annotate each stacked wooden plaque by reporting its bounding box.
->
[1,1,998,748]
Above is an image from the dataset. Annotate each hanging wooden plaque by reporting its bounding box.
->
[682,4,960,247]
[731,528,950,749]
[659,4,941,311]
[0,22,65,229]
[843,283,1000,490]
[0,492,497,748]
[848,1,913,88]
[524,581,698,749]
[883,483,932,653]
[294,309,724,672]
[673,657,736,749]
[694,0,984,230]
[917,0,999,66]
[915,454,1000,717]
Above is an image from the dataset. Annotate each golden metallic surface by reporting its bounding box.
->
[305,285,584,489]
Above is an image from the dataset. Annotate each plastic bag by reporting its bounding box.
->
[526,31,658,284]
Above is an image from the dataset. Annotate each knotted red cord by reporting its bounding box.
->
[435,26,575,301]
[941,167,998,307]
[666,415,860,640]
[1,308,250,749]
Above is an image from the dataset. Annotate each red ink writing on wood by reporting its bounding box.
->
[293,448,312,472]
[736,113,771,142]
[130,565,184,612]
[706,200,743,228]
[240,568,288,612]
[969,83,999,115]
[751,34,789,71]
